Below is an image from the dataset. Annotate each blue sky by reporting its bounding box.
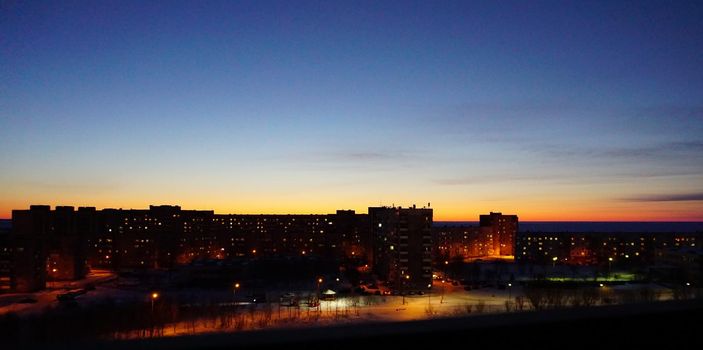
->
[1,0,702,220]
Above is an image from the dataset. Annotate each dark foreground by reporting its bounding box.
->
[23,299,702,350]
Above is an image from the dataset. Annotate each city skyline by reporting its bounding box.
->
[2,1,703,221]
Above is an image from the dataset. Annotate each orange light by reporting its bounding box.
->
[151,292,159,299]
[51,268,57,273]
[234,283,240,289]
[252,249,257,254]
[318,278,323,283]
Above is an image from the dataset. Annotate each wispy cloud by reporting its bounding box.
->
[433,174,565,186]
[524,141,703,162]
[334,152,402,161]
[623,192,703,202]
[271,149,428,173]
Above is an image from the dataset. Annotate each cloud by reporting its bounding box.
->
[433,174,565,186]
[623,193,703,202]
[525,141,703,162]
[335,152,401,161]
[271,149,427,173]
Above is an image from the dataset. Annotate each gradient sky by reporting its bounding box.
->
[2,0,702,221]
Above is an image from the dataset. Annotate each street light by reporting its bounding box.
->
[402,274,410,305]
[427,283,432,307]
[151,292,159,312]
[233,282,240,305]
[317,278,323,311]
[440,279,446,304]
[508,283,512,299]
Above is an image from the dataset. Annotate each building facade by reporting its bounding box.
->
[480,212,518,256]
[516,231,703,267]
[3,205,377,292]
[369,206,433,291]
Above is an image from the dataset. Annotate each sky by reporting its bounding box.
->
[1,0,702,221]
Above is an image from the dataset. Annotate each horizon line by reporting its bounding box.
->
[0,204,701,222]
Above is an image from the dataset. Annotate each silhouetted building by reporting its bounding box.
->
[369,205,433,291]
[516,231,703,267]
[480,212,518,256]
[45,206,92,281]
[433,212,519,262]
[0,226,11,292]
[11,205,51,292]
[6,204,428,292]
[434,225,492,262]
[332,210,371,261]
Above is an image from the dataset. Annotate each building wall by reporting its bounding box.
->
[516,231,703,266]
[0,231,12,293]
[370,206,432,291]
[480,212,518,256]
[11,206,51,292]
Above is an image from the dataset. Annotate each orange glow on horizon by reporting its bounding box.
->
[0,200,701,222]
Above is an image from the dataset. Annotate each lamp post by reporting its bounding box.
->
[151,292,159,313]
[427,283,432,308]
[402,274,410,305]
[508,283,512,299]
[233,282,240,305]
[441,279,446,304]
[317,278,323,311]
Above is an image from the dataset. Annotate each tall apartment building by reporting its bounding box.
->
[369,205,433,291]
[45,206,92,281]
[11,205,51,292]
[0,222,12,292]
[480,212,518,256]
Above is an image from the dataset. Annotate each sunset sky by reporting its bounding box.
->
[1,1,702,221]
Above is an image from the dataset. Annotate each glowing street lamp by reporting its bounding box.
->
[402,274,411,305]
[316,278,323,311]
[427,283,432,307]
[233,282,240,304]
[508,283,512,299]
[151,292,159,312]
[440,279,446,304]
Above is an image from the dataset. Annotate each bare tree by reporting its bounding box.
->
[475,300,486,313]
[524,287,547,310]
